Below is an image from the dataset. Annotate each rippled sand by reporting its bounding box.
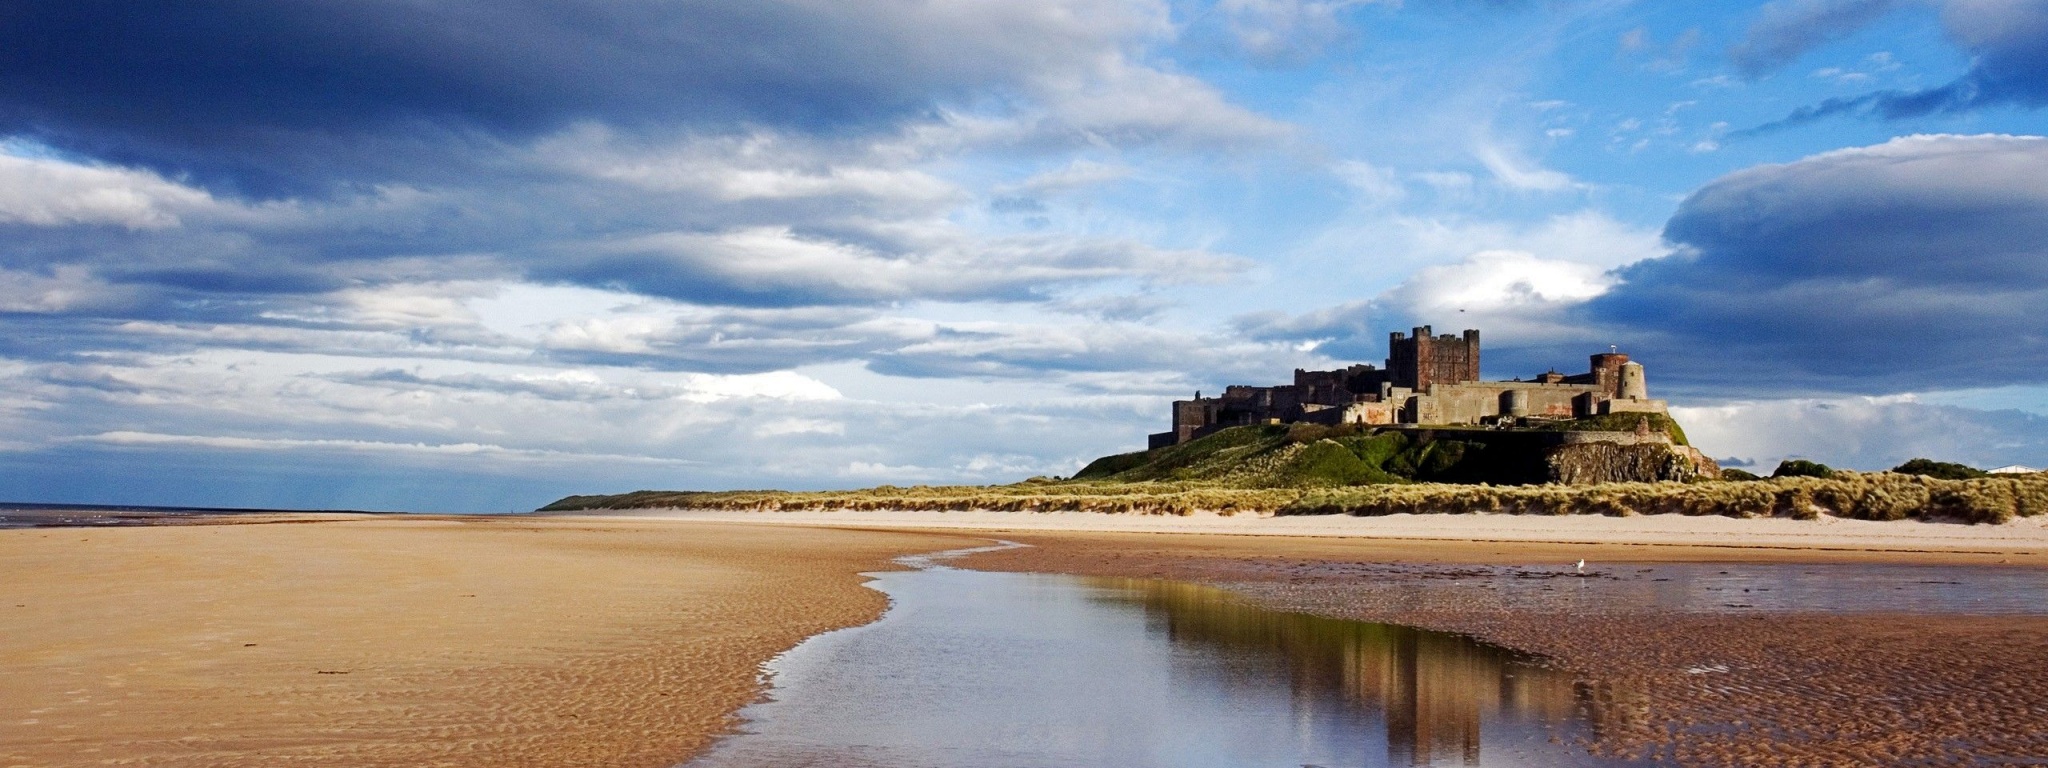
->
[0,516,968,768]
[961,531,2048,767]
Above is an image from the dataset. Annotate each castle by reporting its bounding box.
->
[1150,326,1669,449]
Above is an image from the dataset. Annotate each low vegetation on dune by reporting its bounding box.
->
[543,424,2044,523]
[1281,470,2048,524]
[544,459,2048,527]
[542,482,1303,516]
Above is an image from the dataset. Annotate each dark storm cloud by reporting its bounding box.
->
[1740,0,2048,133]
[0,1,1135,193]
[1584,134,2048,396]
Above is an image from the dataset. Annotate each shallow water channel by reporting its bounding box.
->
[685,547,1621,767]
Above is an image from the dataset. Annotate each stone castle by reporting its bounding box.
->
[1151,326,1669,449]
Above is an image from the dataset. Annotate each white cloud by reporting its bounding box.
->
[1471,140,1579,192]
[77,430,702,465]
[1674,396,2048,471]
[1218,0,1373,62]
[0,266,142,314]
[755,418,847,437]
[1332,160,1406,206]
[0,151,217,229]
[1001,159,1137,196]
[1377,249,1614,340]
[675,371,842,403]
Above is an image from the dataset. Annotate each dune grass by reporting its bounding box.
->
[542,470,2048,524]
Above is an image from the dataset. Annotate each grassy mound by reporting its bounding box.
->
[1072,424,1506,487]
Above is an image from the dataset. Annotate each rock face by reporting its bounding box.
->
[1545,442,1721,485]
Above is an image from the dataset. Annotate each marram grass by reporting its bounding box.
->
[543,470,2048,524]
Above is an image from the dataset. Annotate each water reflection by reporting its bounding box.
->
[685,564,1617,768]
[1100,578,1583,766]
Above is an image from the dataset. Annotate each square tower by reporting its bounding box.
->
[1386,326,1480,391]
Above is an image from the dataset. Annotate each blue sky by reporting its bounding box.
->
[2,0,2046,511]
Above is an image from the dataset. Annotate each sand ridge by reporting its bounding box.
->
[0,515,972,768]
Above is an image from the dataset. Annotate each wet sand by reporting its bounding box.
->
[0,515,968,768]
[624,507,2048,565]
[957,530,2048,766]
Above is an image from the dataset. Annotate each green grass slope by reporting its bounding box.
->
[1072,423,1544,487]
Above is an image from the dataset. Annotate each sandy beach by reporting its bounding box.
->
[0,515,967,768]
[9,507,2048,767]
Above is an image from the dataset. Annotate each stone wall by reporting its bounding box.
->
[1410,381,1602,425]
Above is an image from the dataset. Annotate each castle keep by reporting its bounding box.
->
[1150,326,1668,449]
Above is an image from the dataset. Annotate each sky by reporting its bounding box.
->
[2,0,2046,512]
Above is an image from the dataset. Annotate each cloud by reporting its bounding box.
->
[1246,210,1661,364]
[0,335,1182,509]
[338,368,842,404]
[869,320,1307,384]
[1471,140,1578,192]
[1728,0,1901,78]
[1675,396,2048,471]
[999,160,1137,197]
[1586,134,2048,395]
[1217,0,1371,64]
[0,1,1282,194]
[1741,0,2048,130]
[1233,250,1615,372]
[537,226,1249,308]
[76,430,704,466]
[0,150,218,228]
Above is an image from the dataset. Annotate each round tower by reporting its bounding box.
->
[1502,389,1530,418]
[1618,361,1648,400]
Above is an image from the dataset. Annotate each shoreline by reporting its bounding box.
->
[594,507,2048,566]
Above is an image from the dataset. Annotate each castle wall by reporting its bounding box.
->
[1598,398,1669,415]
[1411,381,1602,425]
[1340,401,1401,426]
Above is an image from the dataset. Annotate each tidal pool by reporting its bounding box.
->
[685,548,1620,767]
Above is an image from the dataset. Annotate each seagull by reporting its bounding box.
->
[1575,559,1586,573]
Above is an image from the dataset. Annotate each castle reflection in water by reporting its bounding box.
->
[1098,578,1604,766]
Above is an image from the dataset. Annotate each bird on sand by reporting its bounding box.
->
[1575,559,1586,573]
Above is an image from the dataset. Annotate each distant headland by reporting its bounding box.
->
[546,323,2046,524]
[1109,325,1719,486]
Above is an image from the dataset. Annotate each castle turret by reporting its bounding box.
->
[1618,361,1647,400]
[1503,389,1530,418]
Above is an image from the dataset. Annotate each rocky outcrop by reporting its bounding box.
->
[1545,442,1721,485]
